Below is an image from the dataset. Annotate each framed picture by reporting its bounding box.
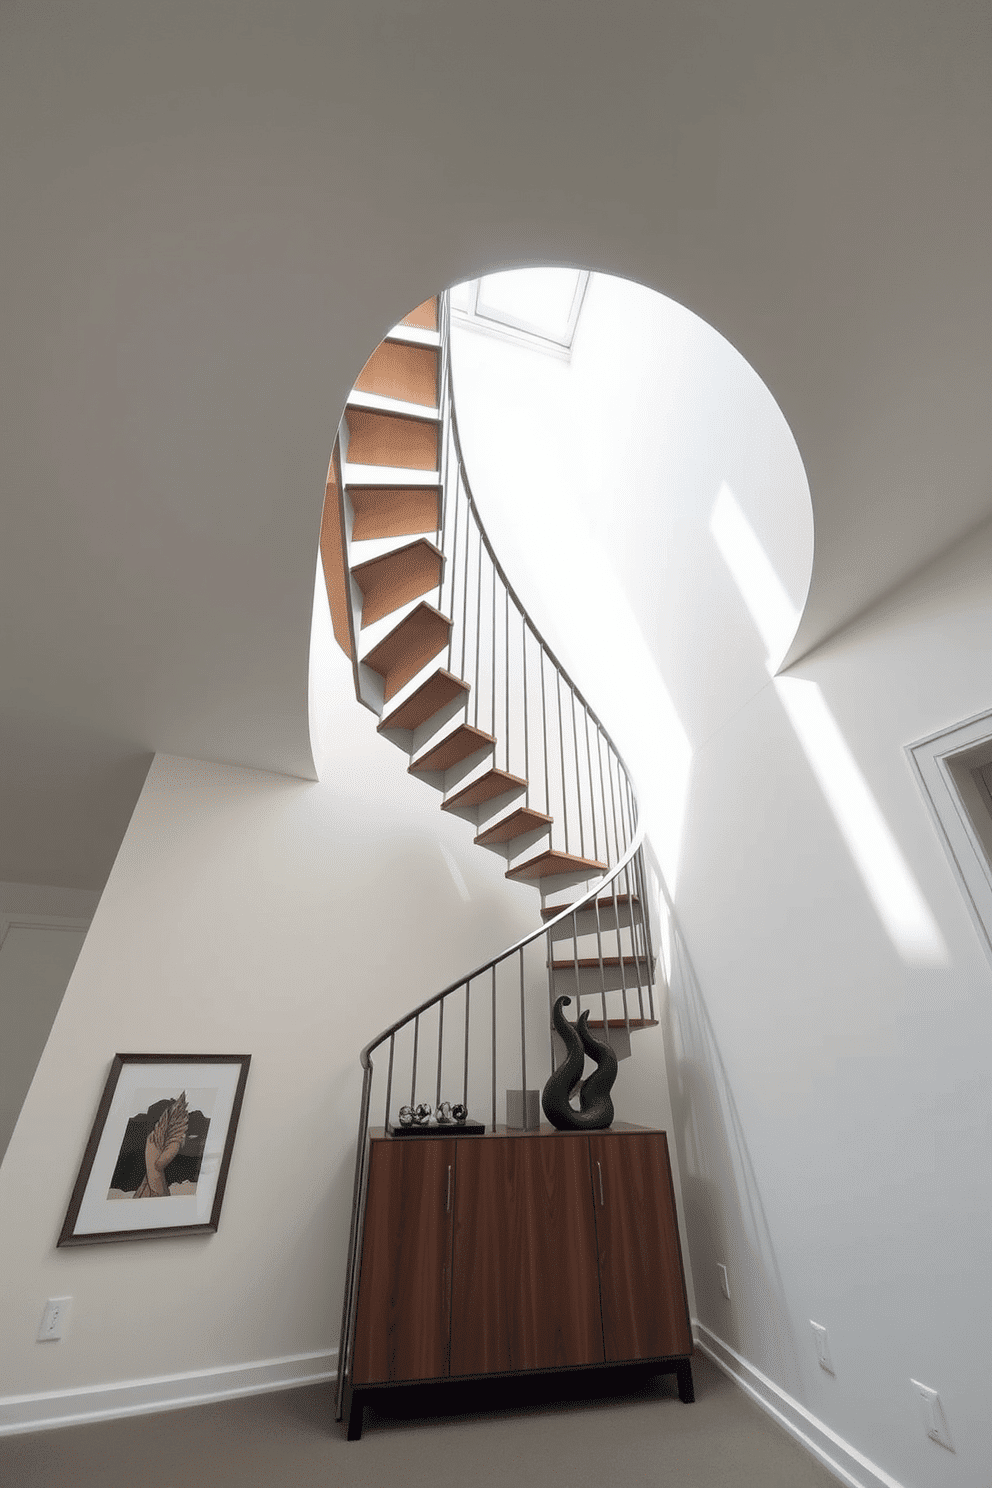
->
[57,1054,251,1247]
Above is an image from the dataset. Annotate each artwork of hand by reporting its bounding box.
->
[134,1092,189,1197]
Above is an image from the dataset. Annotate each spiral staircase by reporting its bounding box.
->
[320,290,661,1422]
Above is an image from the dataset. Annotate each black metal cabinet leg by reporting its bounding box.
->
[345,1386,365,1440]
[676,1359,694,1403]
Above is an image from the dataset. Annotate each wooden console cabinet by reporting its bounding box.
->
[344,1123,693,1439]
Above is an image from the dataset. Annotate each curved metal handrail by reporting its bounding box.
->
[360,824,646,1069]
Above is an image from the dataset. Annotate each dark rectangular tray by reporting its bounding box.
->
[387,1118,486,1137]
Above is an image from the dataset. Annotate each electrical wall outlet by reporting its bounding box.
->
[810,1320,834,1374]
[717,1263,730,1300]
[37,1297,71,1342]
[910,1379,954,1452]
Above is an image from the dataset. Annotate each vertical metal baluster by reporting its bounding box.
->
[570,687,584,858]
[473,523,483,727]
[384,1033,395,1130]
[630,855,648,1022]
[522,616,530,801]
[491,558,497,739]
[638,848,657,1022]
[572,909,582,1019]
[435,997,445,1109]
[463,981,471,1111]
[612,870,631,1033]
[540,648,550,820]
[607,748,622,860]
[504,587,510,774]
[595,726,611,866]
[594,890,609,1036]
[584,704,598,865]
[410,1014,420,1107]
[635,849,656,1023]
[460,506,471,681]
[335,1062,373,1422]
[556,671,569,853]
[446,471,461,670]
[546,926,557,1071]
[491,966,497,1131]
[518,948,527,1102]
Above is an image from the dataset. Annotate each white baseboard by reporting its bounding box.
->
[693,1322,905,1488]
[0,1348,338,1437]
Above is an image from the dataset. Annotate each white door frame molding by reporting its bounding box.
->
[907,706,992,969]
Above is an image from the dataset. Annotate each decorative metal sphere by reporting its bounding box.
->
[451,1103,468,1124]
[414,1102,433,1125]
[436,1101,452,1123]
[397,1105,415,1128]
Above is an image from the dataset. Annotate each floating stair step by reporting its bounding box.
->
[351,539,443,628]
[345,408,439,471]
[349,485,441,541]
[442,768,528,812]
[378,669,469,733]
[541,893,639,921]
[549,956,644,972]
[475,807,553,847]
[506,850,608,882]
[410,724,495,775]
[399,296,438,332]
[586,1018,658,1031]
[353,338,439,409]
[363,602,451,702]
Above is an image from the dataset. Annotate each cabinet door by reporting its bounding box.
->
[589,1132,692,1362]
[449,1135,605,1376]
[351,1137,456,1384]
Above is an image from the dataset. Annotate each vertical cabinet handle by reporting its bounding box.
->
[596,1161,605,1207]
[446,1164,453,1212]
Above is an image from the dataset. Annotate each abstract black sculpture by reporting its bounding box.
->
[541,995,619,1131]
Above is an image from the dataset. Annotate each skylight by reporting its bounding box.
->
[450,268,589,357]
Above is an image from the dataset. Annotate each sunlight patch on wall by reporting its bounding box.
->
[775,678,949,967]
[710,485,948,967]
[709,483,800,674]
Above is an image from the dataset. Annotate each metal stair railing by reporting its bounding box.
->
[333,827,654,1421]
[328,288,658,1422]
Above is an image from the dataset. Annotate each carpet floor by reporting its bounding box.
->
[0,1353,841,1488]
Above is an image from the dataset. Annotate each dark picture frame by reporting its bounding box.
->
[57,1054,251,1247]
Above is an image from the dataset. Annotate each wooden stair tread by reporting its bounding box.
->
[585,1018,658,1030]
[378,670,469,733]
[506,850,608,882]
[442,769,528,811]
[345,407,439,471]
[351,539,443,628]
[363,603,451,701]
[349,485,441,541]
[474,807,553,847]
[410,724,495,774]
[540,894,639,921]
[353,338,438,409]
[399,296,438,331]
[549,956,645,970]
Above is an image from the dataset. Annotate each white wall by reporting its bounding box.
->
[0,881,99,1169]
[452,276,992,1485]
[0,580,678,1408]
[451,273,813,887]
[664,523,992,1488]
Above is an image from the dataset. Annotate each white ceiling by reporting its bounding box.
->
[1,1,990,888]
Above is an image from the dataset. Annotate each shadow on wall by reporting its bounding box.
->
[659,898,805,1401]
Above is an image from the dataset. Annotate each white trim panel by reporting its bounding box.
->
[906,706,992,968]
[0,1348,337,1437]
[0,915,91,952]
[693,1322,906,1488]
